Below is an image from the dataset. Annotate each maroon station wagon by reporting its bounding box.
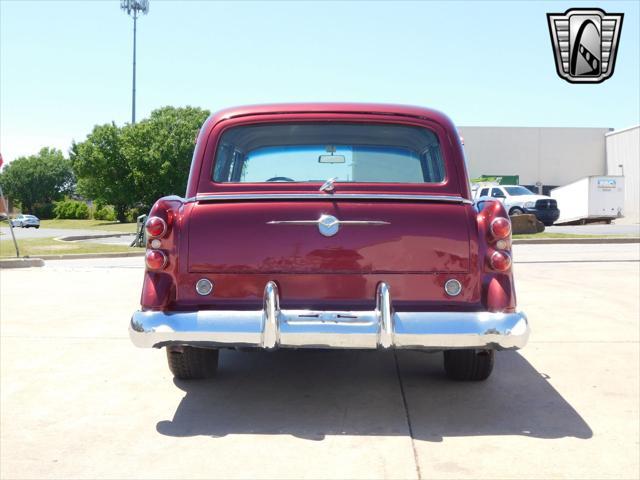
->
[129,103,530,381]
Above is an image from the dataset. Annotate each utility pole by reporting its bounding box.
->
[121,0,149,124]
[0,154,19,257]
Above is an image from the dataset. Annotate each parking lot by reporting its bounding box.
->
[1,243,639,479]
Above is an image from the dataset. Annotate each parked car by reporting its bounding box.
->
[10,214,40,228]
[474,185,560,226]
[129,103,530,381]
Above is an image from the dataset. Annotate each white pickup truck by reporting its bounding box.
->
[474,185,560,226]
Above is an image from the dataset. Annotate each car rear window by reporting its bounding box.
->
[213,123,445,184]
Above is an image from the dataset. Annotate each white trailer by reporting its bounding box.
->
[551,176,625,224]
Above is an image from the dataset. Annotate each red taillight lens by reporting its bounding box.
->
[490,251,512,272]
[490,217,511,240]
[145,216,167,238]
[145,249,168,270]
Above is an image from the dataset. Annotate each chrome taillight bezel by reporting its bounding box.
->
[145,216,168,238]
[490,217,511,240]
[489,250,512,272]
[145,249,168,270]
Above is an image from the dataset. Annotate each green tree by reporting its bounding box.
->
[0,148,74,214]
[123,106,209,206]
[71,123,136,222]
[71,106,209,221]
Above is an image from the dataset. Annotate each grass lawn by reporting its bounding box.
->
[0,237,141,258]
[38,219,137,232]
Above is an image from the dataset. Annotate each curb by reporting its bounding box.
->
[513,237,639,245]
[34,251,145,261]
[0,258,45,269]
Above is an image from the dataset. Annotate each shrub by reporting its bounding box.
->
[125,206,149,223]
[54,199,90,219]
[94,204,117,221]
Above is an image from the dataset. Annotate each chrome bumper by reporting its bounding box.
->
[130,282,529,350]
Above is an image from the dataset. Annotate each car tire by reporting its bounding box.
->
[509,207,524,216]
[35,226,40,229]
[166,346,219,380]
[443,349,494,381]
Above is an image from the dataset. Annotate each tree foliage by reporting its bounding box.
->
[71,106,209,221]
[71,123,135,222]
[0,148,74,213]
[124,106,210,206]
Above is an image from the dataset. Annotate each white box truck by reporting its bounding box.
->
[551,176,625,224]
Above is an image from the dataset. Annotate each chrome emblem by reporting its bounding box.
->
[318,214,340,237]
[547,8,624,84]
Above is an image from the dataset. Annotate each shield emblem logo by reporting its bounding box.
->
[547,8,623,84]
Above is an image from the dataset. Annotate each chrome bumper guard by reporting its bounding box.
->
[130,282,529,350]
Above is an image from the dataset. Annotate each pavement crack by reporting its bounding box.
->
[393,350,422,480]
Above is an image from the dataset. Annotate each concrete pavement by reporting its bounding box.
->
[1,245,638,479]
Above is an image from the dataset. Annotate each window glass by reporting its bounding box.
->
[504,186,534,196]
[213,123,445,184]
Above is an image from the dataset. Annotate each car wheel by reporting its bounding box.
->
[35,226,40,229]
[509,207,524,216]
[166,346,219,380]
[543,221,555,227]
[443,349,494,381]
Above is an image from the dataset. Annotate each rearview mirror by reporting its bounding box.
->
[318,155,346,164]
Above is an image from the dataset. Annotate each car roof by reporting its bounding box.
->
[205,103,456,130]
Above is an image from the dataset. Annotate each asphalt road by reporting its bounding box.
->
[546,223,640,236]
[0,226,135,245]
[1,245,638,479]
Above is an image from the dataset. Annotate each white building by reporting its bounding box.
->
[459,125,638,223]
[605,126,639,223]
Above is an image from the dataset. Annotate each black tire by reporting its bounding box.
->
[166,346,219,380]
[35,226,40,229]
[509,207,524,216]
[443,349,494,381]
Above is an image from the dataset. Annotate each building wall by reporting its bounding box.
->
[606,126,639,223]
[458,127,610,187]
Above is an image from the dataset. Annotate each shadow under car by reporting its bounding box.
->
[156,349,592,442]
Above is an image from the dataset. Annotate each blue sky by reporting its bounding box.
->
[1,0,638,163]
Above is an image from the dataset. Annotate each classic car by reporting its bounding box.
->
[129,103,530,381]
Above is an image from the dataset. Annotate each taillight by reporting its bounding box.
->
[145,249,168,270]
[145,216,167,238]
[490,217,511,239]
[490,251,512,272]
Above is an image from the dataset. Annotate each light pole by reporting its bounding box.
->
[120,0,149,124]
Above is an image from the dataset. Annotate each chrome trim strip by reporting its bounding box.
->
[267,220,389,226]
[189,193,474,204]
[130,281,529,351]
